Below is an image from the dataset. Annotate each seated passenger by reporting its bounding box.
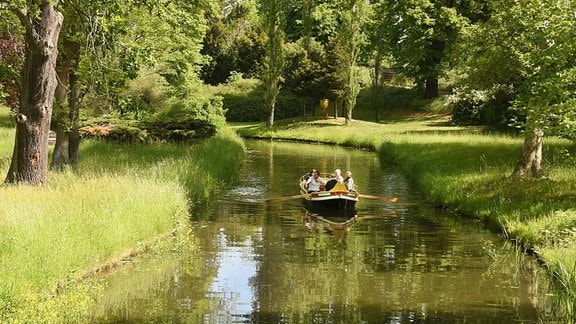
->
[334,169,344,182]
[306,170,326,193]
[344,171,355,191]
[325,179,337,191]
[304,168,317,181]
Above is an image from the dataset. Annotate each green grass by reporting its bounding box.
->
[234,113,576,320]
[0,108,245,322]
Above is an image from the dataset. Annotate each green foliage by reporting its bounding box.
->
[80,113,218,143]
[283,38,328,99]
[0,30,24,109]
[213,77,301,122]
[453,0,576,139]
[200,0,265,85]
[155,89,226,127]
[118,70,167,119]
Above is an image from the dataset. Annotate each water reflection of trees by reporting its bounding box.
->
[252,204,541,322]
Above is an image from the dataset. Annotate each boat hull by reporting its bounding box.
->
[300,175,358,211]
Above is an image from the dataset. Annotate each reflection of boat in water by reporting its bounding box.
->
[301,207,397,240]
[299,174,359,210]
[302,209,358,240]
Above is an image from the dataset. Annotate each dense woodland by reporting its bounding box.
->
[1,0,575,184]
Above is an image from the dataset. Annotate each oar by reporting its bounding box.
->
[358,194,400,202]
[266,194,306,203]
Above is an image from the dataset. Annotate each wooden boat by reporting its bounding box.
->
[299,173,359,210]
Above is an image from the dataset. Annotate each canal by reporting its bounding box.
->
[91,140,548,322]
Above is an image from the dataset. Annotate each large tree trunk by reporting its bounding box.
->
[511,128,546,178]
[6,2,63,184]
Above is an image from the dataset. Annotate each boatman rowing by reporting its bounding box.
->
[305,170,326,193]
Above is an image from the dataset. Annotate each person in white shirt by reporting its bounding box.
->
[344,171,354,191]
[305,170,326,193]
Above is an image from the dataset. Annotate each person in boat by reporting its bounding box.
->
[305,170,326,193]
[304,168,317,181]
[344,171,354,191]
[325,169,343,191]
[334,169,344,182]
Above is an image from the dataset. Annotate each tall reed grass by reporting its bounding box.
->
[0,108,245,321]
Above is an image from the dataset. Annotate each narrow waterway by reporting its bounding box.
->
[92,140,549,323]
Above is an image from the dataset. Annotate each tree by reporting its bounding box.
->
[454,0,576,178]
[50,0,215,169]
[367,0,394,122]
[508,0,576,178]
[334,0,370,125]
[380,0,481,99]
[258,0,287,127]
[2,0,63,184]
[200,0,265,85]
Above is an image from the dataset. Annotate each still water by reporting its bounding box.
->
[92,140,548,323]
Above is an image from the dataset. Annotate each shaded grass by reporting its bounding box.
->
[234,116,576,320]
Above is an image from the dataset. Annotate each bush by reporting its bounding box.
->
[448,85,518,131]
[107,125,148,143]
[80,116,216,144]
[140,118,216,142]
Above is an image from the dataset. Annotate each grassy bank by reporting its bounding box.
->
[235,116,576,319]
[0,109,245,322]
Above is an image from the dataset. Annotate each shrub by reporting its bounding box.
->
[140,118,216,142]
[107,125,148,143]
[448,85,518,131]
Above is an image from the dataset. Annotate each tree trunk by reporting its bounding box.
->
[333,99,338,119]
[52,36,81,169]
[372,52,383,122]
[511,128,546,178]
[424,77,439,99]
[51,43,72,170]
[345,101,353,126]
[6,2,63,184]
[68,50,81,165]
[263,17,283,128]
[266,99,275,127]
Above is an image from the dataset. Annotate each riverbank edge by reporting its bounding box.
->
[234,119,576,319]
